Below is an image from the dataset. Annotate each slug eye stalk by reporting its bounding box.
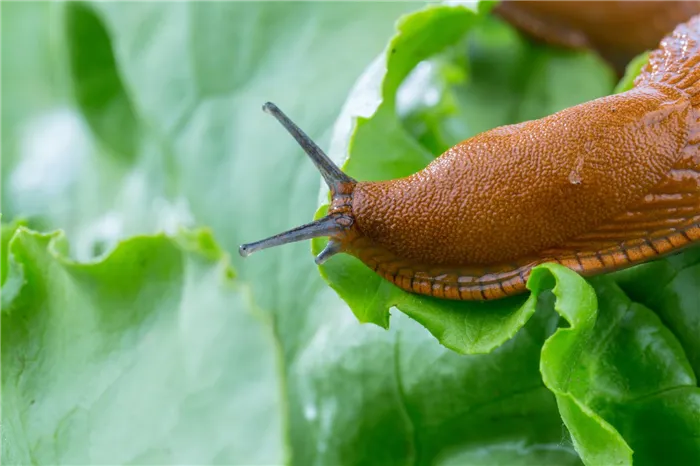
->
[261,102,355,190]
[238,103,355,263]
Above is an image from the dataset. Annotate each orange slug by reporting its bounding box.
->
[495,1,700,75]
[239,15,700,301]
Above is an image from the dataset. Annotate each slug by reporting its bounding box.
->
[495,1,700,75]
[239,15,700,301]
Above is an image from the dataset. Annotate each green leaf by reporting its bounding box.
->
[588,275,700,465]
[287,288,580,466]
[531,263,700,465]
[531,265,632,465]
[1,219,27,308]
[66,3,141,160]
[614,51,650,94]
[2,228,285,464]
[613,248,700,376]
[2,219,24,285]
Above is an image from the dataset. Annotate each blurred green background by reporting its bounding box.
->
[3,2,700,465]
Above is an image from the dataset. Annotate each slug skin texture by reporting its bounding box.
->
[346,16,700,300]
[240,15,700,301]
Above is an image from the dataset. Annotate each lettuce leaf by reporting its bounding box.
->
[2,228,284,464]
[3,2,700,465]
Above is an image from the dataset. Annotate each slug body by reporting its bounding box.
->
[495,1,700,74]
[240,16,700,301]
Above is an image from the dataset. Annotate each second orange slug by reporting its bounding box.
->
[495,1,700,75]
[239,15,700,301]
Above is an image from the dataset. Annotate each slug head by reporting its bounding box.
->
[238,102,357,265]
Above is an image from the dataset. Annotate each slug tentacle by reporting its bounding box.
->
[315,238,344,265]
[242,15,700,301]
[239,103,358,263]
[239,216,343,258]
[261,102,355,190]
